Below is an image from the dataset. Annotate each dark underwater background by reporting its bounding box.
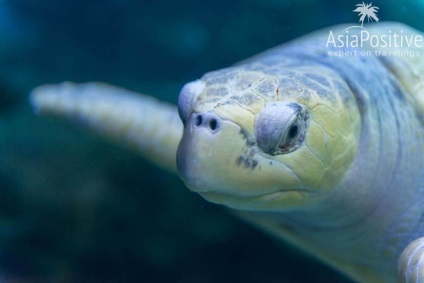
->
[0,0,423,282]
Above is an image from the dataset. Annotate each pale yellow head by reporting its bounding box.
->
[177,63,361,211]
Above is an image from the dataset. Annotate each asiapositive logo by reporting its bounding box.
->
[350,2,379,30]
[326,3,422,57]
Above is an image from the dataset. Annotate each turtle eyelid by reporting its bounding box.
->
[178,80,205,125]
[255,102,308,155]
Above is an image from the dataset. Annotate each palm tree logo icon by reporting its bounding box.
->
[353,2,379,28]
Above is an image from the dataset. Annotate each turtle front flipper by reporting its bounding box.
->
[398,237,424,282]
[30,82,182,173]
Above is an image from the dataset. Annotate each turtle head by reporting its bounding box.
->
[177,66,361,211]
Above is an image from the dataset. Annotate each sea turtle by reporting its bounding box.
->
[30,23,424,283]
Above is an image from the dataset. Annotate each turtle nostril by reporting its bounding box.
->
[191,113,221,133]
[209,119,218,131]
[194,114,202,126]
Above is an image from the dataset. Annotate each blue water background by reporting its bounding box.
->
[0,0,422,282]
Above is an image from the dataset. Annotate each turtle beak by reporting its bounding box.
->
[177,110,307,211]
[177,111,246,194]
[176,111,303,202]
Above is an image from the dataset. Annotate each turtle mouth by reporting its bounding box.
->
[198,189,307,211]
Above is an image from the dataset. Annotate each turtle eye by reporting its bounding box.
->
[280,117,302,149]
[178,80,205,125]
[255,102,309,155]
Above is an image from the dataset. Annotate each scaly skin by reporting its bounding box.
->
[31,23,424,282]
